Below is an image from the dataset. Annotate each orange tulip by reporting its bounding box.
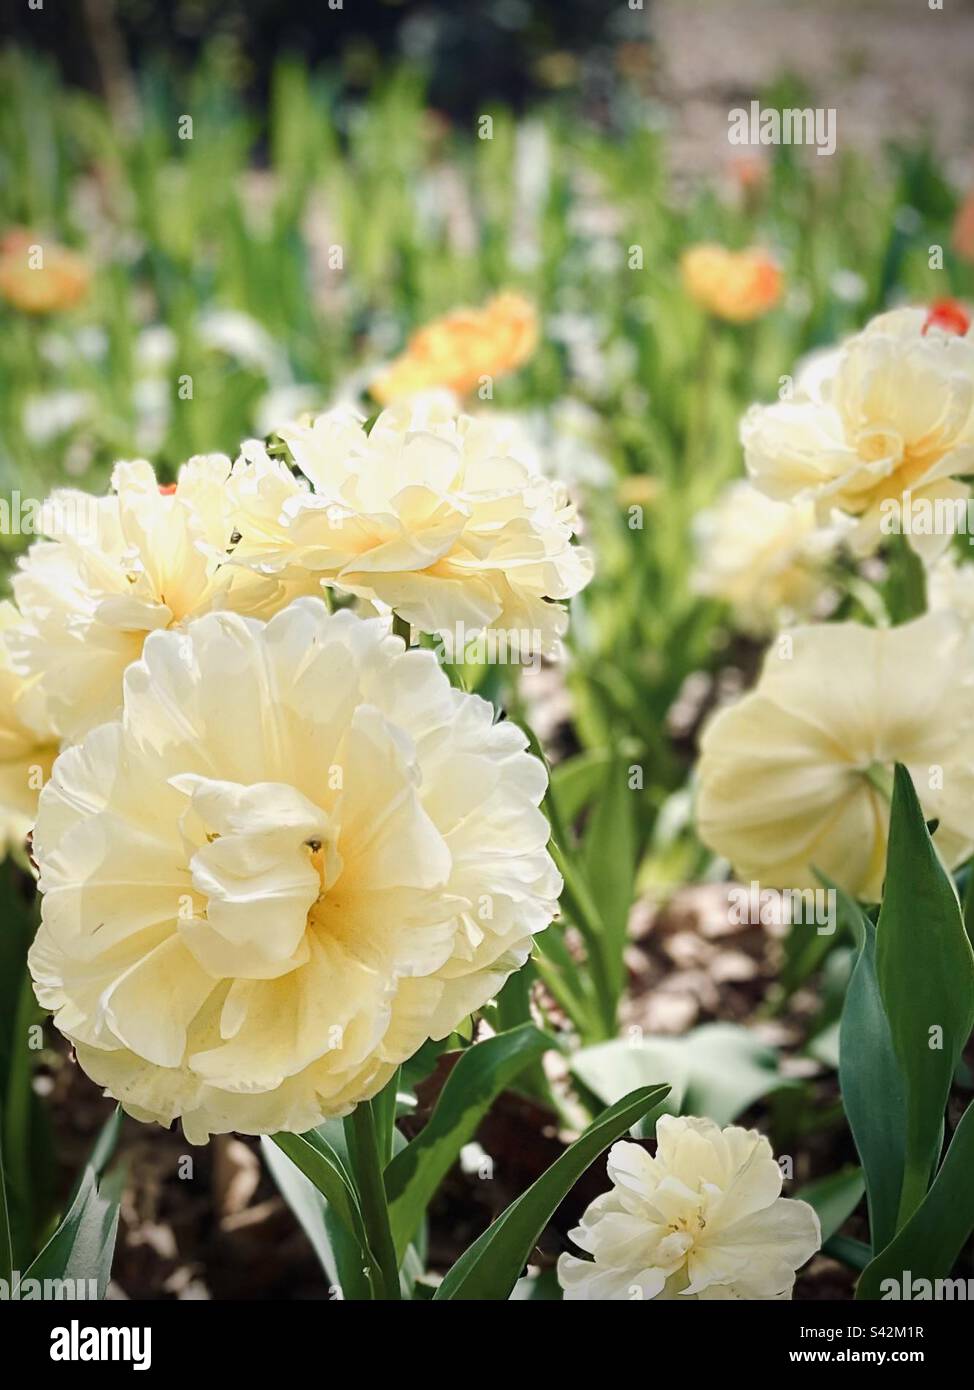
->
[371,292,538,404]
[680,243,781,324]
[0,229,90,314]
[728,154,768,194]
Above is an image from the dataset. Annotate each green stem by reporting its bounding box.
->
[863,762,894,801]
[392,612,412,646]
[687,313,715,476]
[549,838,617,1038]
[884,532,927,624]
[343,1101,401,1300]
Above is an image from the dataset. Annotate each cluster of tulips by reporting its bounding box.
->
[3,257,974,1299]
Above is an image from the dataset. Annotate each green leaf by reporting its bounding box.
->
[270,1129,366,1254]
[0,864,35,1108]
[550,749,611,826]
[796,1166,865,1244]
[261,1136,372,1300]
[826,1234,872,1271]
[571,1023,795,1127]
[511,1267,562,1300]
[385,1025,553,1261]
[433,1083,669,1301]
[21,1110,122,1298]
[875,765,974,1226]
[0,864,47,1266]
[581,758,637,1006]
[342,1099,402,1299]
[0,1125,13,1286]
[85,1106,123,1181]
[837,887,905,1255]
[883,533,928,624]
[778,910,843,998]
[532,919,600,1039]
[518,724,608,1038]
[548,838,615,1034]
[857,1099,974,1299]
[961,859,974,950]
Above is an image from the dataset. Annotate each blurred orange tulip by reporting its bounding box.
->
[0,228,90,314]
[728,154,768,194]
[680,243,782,324]
[371,291,538,404]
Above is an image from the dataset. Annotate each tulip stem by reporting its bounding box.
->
[344,1100,402,1300]
[863,762,894,801]
[884,533,927,623]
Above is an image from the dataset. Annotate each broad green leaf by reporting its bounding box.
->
[433,1083,669,1301]
[550,749,610,826]
[261,1136,372,1300]
[385,1025,553,1260]
[875,765,974,1226]
[21,1110,123,1298]
[270,1129,365,1253]
[796,1166,865,1244]
[827,1234,872,1271]
[400,1035,459,1096]
[857,1099,974,1300]
[261,1135,334,1275]
[86,1106,122,1181]
[511,1267,562,1300]
[582,758,637,1005]
[571,1023,794,1127]
[571,1038,687,1127]
[837,888,905,1255]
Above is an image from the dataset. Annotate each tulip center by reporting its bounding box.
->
[861,761,894,800]
[656,1205,707,1268]
[855,425,903,466]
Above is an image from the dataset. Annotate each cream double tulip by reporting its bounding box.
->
[8,455,318,743]
[557,1116,820,1300]
[692,481,847,635]
[0,601,58,855]
[28,601,560,1141]
[742,307,974,559]
[695,613,974,900]
[234,400,593,657]
[929,551,974,628]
